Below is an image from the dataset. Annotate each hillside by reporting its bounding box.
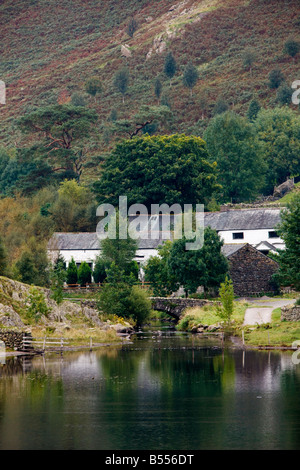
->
[1,0,299,180]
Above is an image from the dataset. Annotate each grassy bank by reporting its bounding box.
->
[242,307,300,348]
[177,299,300,349]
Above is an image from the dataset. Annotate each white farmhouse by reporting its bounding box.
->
[204,208,284,254]
[47,208,285,272]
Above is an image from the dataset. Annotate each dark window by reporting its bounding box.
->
[268,231,278,238]
[232,232,244,240]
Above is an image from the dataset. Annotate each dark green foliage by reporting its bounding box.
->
[17,105,98,181]
[94,134,219,209]
[16,245,50,287]
[0,236,7,276]
[66,257,78,285]
[242,48,256,73]
[283,39,300,59]
[113,67,129,103]
[268,69,285,89]
[247,99,261,122]
[144,241,179,296]
[154,77,162,102]
[182,61,199,96]
[85,77,102,99]
[273,194,300,290]
[71,92,88,107]
[78,261,92,286]
[164,52,177,83]
[50,255,66,304]
[93,256,107,284]
[276,83,293,106]
[254,107,300,194]
[126,17,138,37]
[204,111,266,203]
[97,262,151,326]
[213,98,229,116]
[167,227,229,295]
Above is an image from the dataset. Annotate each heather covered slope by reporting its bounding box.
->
[1,0,299,155]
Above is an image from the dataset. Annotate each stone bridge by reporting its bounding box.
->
[150,297,216,320]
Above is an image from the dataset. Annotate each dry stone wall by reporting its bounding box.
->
[281,306,300,321]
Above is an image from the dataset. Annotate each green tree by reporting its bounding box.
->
[93,256,107,284]
[113,67,129,103]
[0,236,7,276]
[247,99,261,122]
[50,256,66,304]
[276,83,293,106]
[144,241,179,296]
[97,262,151,326]
[242,48,256,75]
[283,39,300,61]
[16,241,50,287]
[182,61,199,97]
[17,105,98,180]
[94,134,220,209]
[213,98,229,116]
[112,105,171,139]
[254,107,300,194]
[100,213,138,279]
[85,77,102,102]
[164,52,177,85]
[154,77,162,104]
[217,276,234,324]
[126,17,138,37]
[273,194,300,290]
[66,257,78,285]
[78,262,92,286]
[204,111,266,203]
[268,69,284,89]
[167,227,229,296]
[25,286,51,323]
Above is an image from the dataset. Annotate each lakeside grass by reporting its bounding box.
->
[242,307,300,347]
[177,300,248,331]
[177,298,300,348]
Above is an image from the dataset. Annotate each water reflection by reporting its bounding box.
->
[0,330,300,450]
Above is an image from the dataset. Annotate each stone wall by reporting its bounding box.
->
[0,330,32,351]
[281,306,300,322]
[228,245,278,297]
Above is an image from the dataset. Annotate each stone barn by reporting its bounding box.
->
[222,243,279,297]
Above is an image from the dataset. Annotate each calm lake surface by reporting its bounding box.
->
[1,327,300,450]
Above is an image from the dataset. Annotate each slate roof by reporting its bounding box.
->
[48,232,166,251]
[221,244,246,258]
[204,208,281,231]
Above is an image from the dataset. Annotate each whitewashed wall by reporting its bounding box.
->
[218,229,284,249]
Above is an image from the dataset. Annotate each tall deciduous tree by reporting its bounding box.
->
[283,39,300,61]
[167,227,229,295]
[182,61,199,97]
[93,134,220,209]
[204,111,266,203]
[164,52,177,85]
[85,77,102,102]
[254,107,300,194]
[273,194,300,290]
[113,67,129,103]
